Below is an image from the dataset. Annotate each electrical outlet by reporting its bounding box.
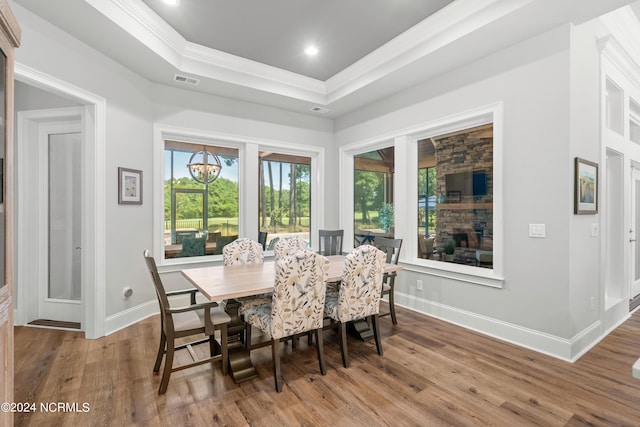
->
[416,279,423,291]
[590,297,596,311]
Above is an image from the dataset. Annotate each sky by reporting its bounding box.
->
[164,150,297,190]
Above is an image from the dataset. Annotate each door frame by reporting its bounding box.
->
[631,164,640,301]
[14,64,106,338]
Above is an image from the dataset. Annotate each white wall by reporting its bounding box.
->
[11,2,334,328]
[10,0,630,358]
[335,24,606,359]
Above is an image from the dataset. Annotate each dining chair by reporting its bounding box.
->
[213,234,238,255]
[323,244,386,367]
[273,235,308,259]
[223,237,264,265]
[143,250,230,394]
[258,231,268,250]
[318,229,344,256]
[175,231,196,244]
[243,249,329,392]
[266,236,280,251]
[222,238,272,314]
[178,236,206,257]
[374,237,403,325]
[207,229,222,243]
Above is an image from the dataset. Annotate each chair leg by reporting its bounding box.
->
[245,323,252,351]
[220,324,228,376]
[371,315,383,356]
[388,288,397,325]
[153,330,166,373]
[272,339,283,392]
[316,328,326,375]
[209,335,218,357]
[339,322,349,368]
[158,337,174,395]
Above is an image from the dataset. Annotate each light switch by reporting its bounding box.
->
[529,224,546,238]
[591,223,599,237]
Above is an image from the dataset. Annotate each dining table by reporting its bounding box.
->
[164,241,217,258]
[181,254,403,383]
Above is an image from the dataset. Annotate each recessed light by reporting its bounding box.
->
[304,45,319,56]
[163,0,179,6]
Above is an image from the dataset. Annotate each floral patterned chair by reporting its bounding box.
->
[273,236,308,259]
[222,238,272,315]
[243,249,329,392]
[223,237,264,265]
[324,244,386,368]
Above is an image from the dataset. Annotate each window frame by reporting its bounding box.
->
[339,103,504,288]
[257,145,323,253]
[154,124,325,266]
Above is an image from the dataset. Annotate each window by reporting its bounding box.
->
[630,98,640,145]
[417,124,493,269]
[606,78,624,135]
[353,147,394,246]
[258,152,311,249]
[164,141,239,259]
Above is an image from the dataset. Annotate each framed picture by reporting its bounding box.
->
[574,157,598,214]
[118,167,143,205]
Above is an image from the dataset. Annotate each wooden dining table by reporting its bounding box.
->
[181,254,403,383]
[164,242,217,258]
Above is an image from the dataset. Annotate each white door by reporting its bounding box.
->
[631,167,640,299]
[38,131,82,323]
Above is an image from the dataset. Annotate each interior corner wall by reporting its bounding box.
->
[335,25,579,353]
[567,19,607,355]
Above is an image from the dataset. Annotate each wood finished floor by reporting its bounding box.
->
[13,304,640,426]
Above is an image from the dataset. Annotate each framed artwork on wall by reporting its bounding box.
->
[118,167,143,205]
[574,157,598,214]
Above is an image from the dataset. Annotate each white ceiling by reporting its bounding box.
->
[141,0,454,81]
[12,0,640,118]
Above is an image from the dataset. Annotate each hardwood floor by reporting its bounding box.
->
[14,305,640,426]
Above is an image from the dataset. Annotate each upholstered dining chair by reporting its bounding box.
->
[222,238,272,315]
[375,237,403,325]
[323,244,386,368]
[178,236,206,257]
[143,250,230,394]
[243,250,329,392]
[318,229,344,256]
[273,235,308,259]
[223,237,264,265]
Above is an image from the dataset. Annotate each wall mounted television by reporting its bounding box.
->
[445,170,488,199]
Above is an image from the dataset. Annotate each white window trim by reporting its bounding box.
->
[153,124,325,266]
[339,102,504,288]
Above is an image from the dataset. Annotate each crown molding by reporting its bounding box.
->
[325,0,533,103]
[84,0,535,106]
[598,7,640,94]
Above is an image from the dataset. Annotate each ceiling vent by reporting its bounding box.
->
[173,74,200,85]
[310,106,330,114]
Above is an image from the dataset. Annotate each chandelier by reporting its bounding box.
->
[187,146,222,184]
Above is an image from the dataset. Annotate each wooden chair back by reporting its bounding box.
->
[318,229,344,256]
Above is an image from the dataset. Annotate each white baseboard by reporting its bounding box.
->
[104,299,159,336]
[104,290,621,360]
[393,291,609,362]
